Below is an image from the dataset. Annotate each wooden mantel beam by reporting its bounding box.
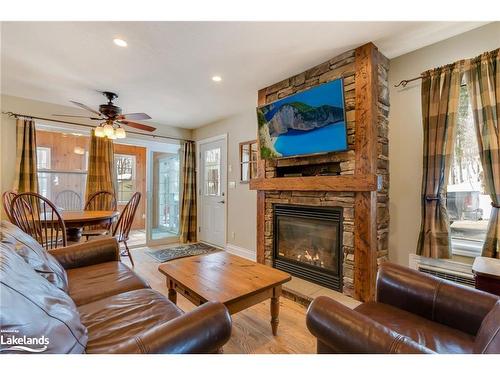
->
[249,174,377,192]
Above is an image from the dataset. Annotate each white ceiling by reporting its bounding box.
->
[1,21,488,129]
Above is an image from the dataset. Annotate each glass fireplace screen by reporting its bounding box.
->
[276,214,339,272]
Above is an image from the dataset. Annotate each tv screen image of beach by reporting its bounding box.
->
[257,78,347,159]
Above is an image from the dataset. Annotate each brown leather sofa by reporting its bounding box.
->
[0,220,232,354]
[306,262,500,354]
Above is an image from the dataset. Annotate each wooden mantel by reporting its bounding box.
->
[249,174,377,192]
[251,42,385,302]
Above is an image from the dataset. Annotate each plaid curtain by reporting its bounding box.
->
[465,48,500,258]
[417,63,462,259]
[179,141,197,243]
[14,118,38,193]
[85,129,117,204]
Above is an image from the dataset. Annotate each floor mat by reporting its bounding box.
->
[145,242,221,262]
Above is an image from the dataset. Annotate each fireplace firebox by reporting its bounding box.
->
[273,204,343,291]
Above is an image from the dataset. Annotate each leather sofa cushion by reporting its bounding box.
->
[0,220,68,292]
[78,289,183,354]
[355,302,475,354]
[0,245,88,353]
[67,261,149,306]
[474,301,500,354]
[376,262,499,336]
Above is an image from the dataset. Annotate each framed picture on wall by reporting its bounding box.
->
[239,140,258,183]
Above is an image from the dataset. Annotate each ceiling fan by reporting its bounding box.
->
[53,91,156,139]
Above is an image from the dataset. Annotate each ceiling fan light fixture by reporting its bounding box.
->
[107,131,117,140]
[103,123,115,136]
[113,38,127,47]
[94,126,105,137]
[115,127,126,139]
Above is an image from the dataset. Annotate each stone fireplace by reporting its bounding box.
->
[273,204,343,291]
[250,43,390,302]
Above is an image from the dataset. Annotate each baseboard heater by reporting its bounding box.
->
[409,254,474,288]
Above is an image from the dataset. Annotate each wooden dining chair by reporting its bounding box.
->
[11,192,67,249]
[2,190,18,223]
[55,190,82,211]
[82,190,117,240]
[112,192,141,267]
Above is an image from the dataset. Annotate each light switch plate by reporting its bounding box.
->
[229,181,236,189]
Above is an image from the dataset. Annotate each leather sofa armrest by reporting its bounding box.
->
[48,238,120,269]
[306,296,433,354]
[131,302,232,354]
[376,262,499,335]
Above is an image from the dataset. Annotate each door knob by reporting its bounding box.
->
[218,200,225,204]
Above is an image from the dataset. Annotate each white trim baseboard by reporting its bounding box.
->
[225,243,256,261]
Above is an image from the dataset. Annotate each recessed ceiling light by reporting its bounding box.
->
[113,38,128,47]
[212,76,222,82]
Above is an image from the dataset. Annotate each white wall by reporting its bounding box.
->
[193,109,257,254]
[388,22,500,265]
[0,94,193,220]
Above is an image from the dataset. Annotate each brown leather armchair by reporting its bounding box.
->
[306,262,500,354]
[1,220,232,354]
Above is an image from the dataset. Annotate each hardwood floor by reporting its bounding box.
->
[123,246,346,354]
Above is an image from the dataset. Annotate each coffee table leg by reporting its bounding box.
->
[270,286,281,336]
[167,278,177,304]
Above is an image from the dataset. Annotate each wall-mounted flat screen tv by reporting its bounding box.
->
[257,78,347,159]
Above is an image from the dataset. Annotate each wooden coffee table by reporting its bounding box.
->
[158,251,291,335]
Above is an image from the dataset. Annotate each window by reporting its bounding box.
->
[36,147,51,198]
[239,140,258,183]
[37,147,51,169]
[204,148,221,196]
[447,85,490,257]
[157,155,180,234]
[115,154,136,203]
[35,130,88,210]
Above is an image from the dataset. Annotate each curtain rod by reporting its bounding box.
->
[394,76,468,88]
[394,76,423,88]
[2,111,191,143]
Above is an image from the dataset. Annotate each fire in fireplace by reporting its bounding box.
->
[273,204,343,291]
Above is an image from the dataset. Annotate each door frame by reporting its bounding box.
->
[117,137,182,247]
[196,133,228,248]
[145,148,183,247]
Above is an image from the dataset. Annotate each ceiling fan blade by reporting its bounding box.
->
[121,112,152,121]
[52,114,102,120]
[118,120,156,132]
[70,101,102,116]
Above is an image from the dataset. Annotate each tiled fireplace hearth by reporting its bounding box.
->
[250,43,390,301]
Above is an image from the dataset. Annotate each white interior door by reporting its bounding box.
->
[198,136,227,248]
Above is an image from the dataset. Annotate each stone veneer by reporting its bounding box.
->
[259,48,390,297]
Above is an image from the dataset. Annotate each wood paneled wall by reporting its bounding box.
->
[37,131,89,171]
[36,130,146,230]
[114,143,147,230]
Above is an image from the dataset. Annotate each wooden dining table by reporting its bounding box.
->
[54,210,120,242]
